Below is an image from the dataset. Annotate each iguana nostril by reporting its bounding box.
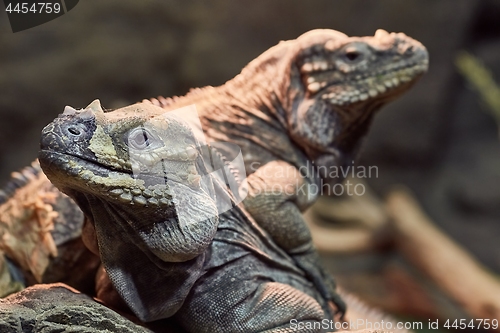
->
[64,121,88,137]
[67,126,81,136]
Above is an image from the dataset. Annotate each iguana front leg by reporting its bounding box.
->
[177,249,328,333]
[243,160,345,316]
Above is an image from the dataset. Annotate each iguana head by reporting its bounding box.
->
[39,100,219,263]
[234,29,428,176]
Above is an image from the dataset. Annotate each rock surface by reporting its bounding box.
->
[0,283,153,333]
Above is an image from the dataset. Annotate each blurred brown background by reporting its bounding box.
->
[1,0,499,323]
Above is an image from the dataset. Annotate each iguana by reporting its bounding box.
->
[0,29,428,332]
[38,102,342,332]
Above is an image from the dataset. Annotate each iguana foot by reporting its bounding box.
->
[291,247,346,319]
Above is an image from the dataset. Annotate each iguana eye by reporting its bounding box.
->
[127,127,155,150]
[341,44,369,63]
[343,47,362,62]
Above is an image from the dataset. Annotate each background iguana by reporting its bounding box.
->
[0,29,427,331]
[145,28,428,316]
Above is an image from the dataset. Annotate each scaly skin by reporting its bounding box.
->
[39,102,335,332]
[146,28,428,315]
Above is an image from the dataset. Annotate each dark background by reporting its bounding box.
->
[1,0,499,320]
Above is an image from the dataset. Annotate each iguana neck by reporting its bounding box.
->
[147,29,429,177]
[156,52,307,173]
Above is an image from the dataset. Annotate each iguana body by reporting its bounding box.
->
[39,102,333,332]
[0,29,428,332]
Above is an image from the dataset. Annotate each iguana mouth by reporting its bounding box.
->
[40,149,132,176]
[39,150,130,178]
[321,62,426,104]
[301,59,427,106]
[39,150,152,206]
[39,149,203,209]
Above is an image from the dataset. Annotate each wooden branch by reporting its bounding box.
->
[307,218,378,254]
[313,179,388,230]
[307,178,392,254]
[387,187,500,325]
